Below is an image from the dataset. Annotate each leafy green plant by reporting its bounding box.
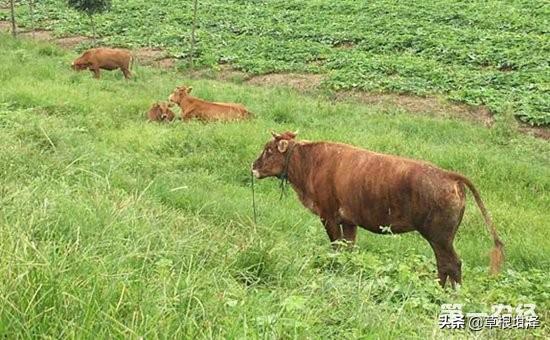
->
[66,0,111,44]
[9,0,549,125]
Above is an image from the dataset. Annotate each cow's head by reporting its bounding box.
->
[147,103,163,121]
[169,86,192,105]
[159,103,175,121]
[252,131,298,179]
[71,58,89,71]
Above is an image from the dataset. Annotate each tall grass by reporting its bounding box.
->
[0,35,548,338]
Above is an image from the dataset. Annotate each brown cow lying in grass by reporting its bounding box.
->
[147,102,176,122]
[169,86,251,121]
[252,131,504,288]
[72,48,133,79]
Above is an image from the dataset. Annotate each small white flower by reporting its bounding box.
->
[379,225,392,233]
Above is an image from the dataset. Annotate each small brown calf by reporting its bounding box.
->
[169,86,251,121]
[147,102,176,122]
[72,48,133,79]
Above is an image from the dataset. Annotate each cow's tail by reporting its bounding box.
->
[449,172,504,275]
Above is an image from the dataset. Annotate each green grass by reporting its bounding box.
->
[0,35,549,338]
[2,0,549,125]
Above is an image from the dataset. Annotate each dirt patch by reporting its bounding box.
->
[246,73,323,92]
[56,36,90,49]
[133,48,178,69]
[187,65,249,82]
[19,29,52,41]
[1,20,89,49]
[518,126,550,140]
[134,48,166,65]
[215,65,248,81]
[154,58,176,69]
[333,91,495,127]
[0,20,11,32]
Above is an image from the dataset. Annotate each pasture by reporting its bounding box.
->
[2,0,549,126]
[0,34,548,338]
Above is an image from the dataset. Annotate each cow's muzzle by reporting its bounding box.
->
[251,163,262,179]
[252,169,261,179]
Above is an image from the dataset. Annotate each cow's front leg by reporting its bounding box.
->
[90,67,100,79]
[321,218,350,249]
[181,109,193,121]
[121,67,131,79]
[342,224,357,245]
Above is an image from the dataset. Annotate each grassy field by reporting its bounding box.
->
[2,0,549,126]
[1,35,549,338]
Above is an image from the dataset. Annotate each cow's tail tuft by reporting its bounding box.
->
[449,172,504,275]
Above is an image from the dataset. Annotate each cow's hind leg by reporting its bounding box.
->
[421,206,464,288]
[121,67,131,79]
[430,241,462,288]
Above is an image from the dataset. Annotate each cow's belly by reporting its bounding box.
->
[338,204,418,234]
[100,63,120,70]
[358,220,417,234]
[336,179,465,234]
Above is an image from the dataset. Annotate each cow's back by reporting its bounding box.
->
[147,105,162,121]
[89,48,131,69]
[194,100,249,120]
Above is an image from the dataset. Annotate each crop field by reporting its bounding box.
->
[0,33,549,338]
[1,0,549,126]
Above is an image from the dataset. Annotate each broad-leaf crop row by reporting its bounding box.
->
[3,0,549,125]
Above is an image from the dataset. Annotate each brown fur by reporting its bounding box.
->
[168,86,251,121]
[72,48,133,79]
[147,102,175,122]
[252,132,504,288]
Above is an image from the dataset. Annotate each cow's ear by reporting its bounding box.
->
[186,86,193,94]
[277,139,289,153]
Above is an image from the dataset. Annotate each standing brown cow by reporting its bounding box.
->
[147,102,176,122]
[169,86,251,121]
[72,48,133,79]
[251,132,504,288]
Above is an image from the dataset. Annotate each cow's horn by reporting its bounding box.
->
[271,131,280,138]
